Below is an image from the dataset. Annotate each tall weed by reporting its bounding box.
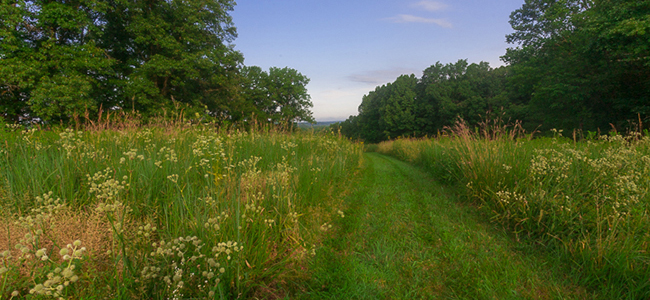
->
[0,124,362,298]
[377,120,650,298]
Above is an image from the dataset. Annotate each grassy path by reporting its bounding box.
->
[302,153,588,299]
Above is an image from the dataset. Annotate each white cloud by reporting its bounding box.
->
[411,1,448,12]
[385,14,452,28]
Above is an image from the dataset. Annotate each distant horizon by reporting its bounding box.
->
[299,119,344,124]
[232,0,524,121]
[313,118,346,123]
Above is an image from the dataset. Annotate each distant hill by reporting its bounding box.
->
[297,121,342,129]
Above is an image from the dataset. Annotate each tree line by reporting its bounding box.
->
[335,0,650,142]
[0,0,314,125]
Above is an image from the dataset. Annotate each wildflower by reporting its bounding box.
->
[320,223,332,231]
[35,249,46,257]
[207,258,218,267]
[167,174,179,183]
[62,268,74,279]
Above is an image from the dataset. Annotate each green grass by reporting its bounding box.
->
[0,125,363,299]
[3,121,649,299]
[304,153,588,299]
[375,122,650,299]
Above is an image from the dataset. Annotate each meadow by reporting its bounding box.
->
[375,120,650,298]
[3,118,650,299]
[0,122,362,299]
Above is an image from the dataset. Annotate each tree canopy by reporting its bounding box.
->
[339,0,650,142]
[0,0,314,126]
[339,60,509,143]
[503,0,650,131]
[241,66,314,125]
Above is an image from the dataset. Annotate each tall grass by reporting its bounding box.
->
[377,120,650,298]
[0,123,363,299]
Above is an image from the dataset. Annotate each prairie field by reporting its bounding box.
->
[376,121,650,298]
[2,120,650,299]
[0,124,362,299]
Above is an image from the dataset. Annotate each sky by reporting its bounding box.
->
[230,0,525,122]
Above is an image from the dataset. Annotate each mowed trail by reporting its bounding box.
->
[303,153,588,299]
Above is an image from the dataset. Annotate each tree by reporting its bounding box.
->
[0,0,243,122]
[240,66,270,121]
[583,0,650,118]
[267,67,314,125]
[335,115,361,140]
[343,60,509,142]
[503,0,650,132]
[506,0,590,50]
[379,74,418,139]
[414,60,509,134]
[101,0,243,118]
[357,84,388,142]
[0,0,115,122]
[241,66,314,125]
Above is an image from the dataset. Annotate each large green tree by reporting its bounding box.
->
[583,0,650,119]
[503,0,650,132]
[0,0,243,122]
[379,74,418,139]
[241,66,314,125]
[0,0,114,121]
[101,0,243,118]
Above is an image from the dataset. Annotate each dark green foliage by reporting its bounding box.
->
[0,0,116,122]
[241,66,315,125]
[379,74,418,139]
[415,60,510,133]
[503,0,650,132]
[341,60,509,142]
[102,0,243,118]
[0,0,314,126]
[340,0,650,141]
[0,0,244,122]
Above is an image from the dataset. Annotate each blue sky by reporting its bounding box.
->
[231,0,525,121]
